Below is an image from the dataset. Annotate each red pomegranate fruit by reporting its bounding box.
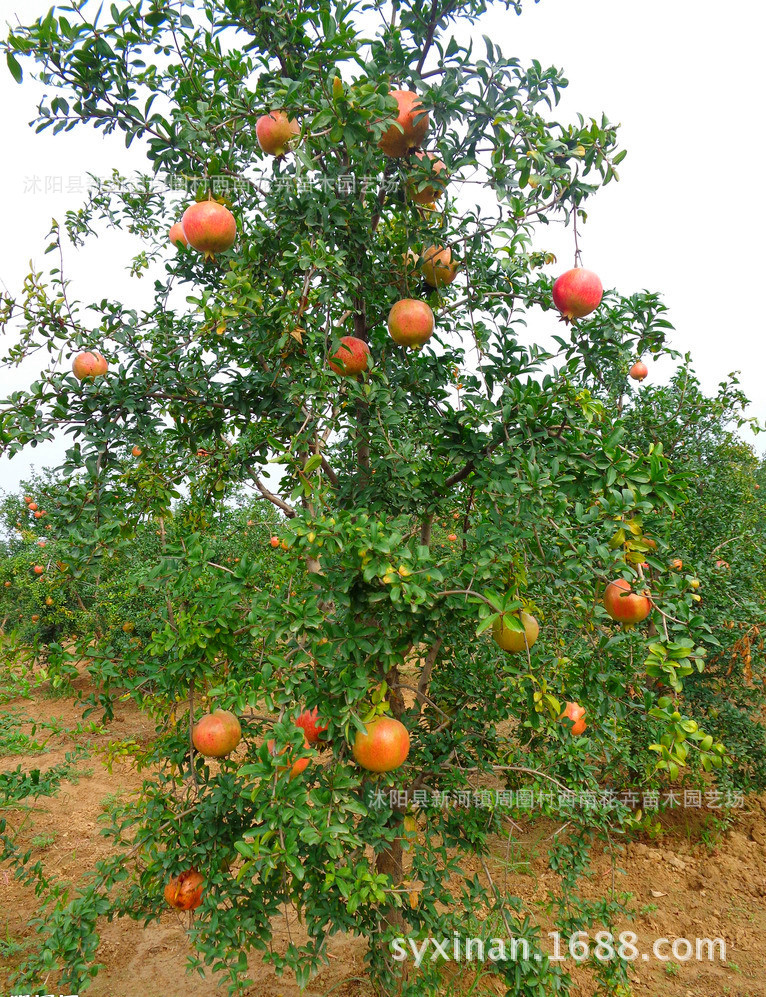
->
[295,707,328,745]
[267,737,311,780]
[256,111,300,156]
[388,298,434,348]
[181,201,237,257]
[561,701,587,735]
[164,869,204,911]
[192,710,242,758]
[552,268,603,321]
[421,246,458,288]
[378,90,429,158]
[72,351,108,381]
[352,716,410,773]
[629,361,648,382]
[407,151,448,204]
[602,578,651,624]
[329,336,371,375]
[169,222,188,248]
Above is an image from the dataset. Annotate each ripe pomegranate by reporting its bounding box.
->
[388,298,434,348]
[33,565,44,575]
[169,222,188,248]
[181,200,237,257]
[295,707,328,745]
[561,701,587,735]
[192,710,242,758]
[31,614,40,622]
[164,869,204,911]
[492,611,540,653]
[270,536,280,548]
[407,150,448,204]
[72,351,108,381]
[256,110,300,156]
[378,90,429,158]
[602,578,651,624]
[28,503,38,512]
[447,533,458,542]
[267,737,311,779]
[4,581,11,588]
[629,360,648,382]
[34,511,43,519]
[552,268,603,321]
[24,496,33,504]
[352,716,410,772]
[329,336,370,375]
[421,246,458,288]
[37,540,46,547]
[132,445,143,457]
[45,596,54,606]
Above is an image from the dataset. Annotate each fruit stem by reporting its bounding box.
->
[188,680,198,786]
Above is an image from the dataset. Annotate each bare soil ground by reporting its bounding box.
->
[2,667,765,997]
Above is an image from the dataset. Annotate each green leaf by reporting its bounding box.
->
[475,613,499,636]
[6,52,23,84]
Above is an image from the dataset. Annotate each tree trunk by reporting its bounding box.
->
[375,834,406,931]
[376,661,407,930]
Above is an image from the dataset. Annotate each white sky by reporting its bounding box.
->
[1,0,764,493]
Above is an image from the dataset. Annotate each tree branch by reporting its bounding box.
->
[416,637,443,705]
[248,470,296,518]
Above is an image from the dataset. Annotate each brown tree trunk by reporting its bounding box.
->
[375,831,406,929]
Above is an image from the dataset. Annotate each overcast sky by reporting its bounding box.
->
[1,0,764,493]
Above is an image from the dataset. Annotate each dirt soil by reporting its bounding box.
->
[2,668,766,997]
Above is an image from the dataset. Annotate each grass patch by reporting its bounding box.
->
[30,831,57,849]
